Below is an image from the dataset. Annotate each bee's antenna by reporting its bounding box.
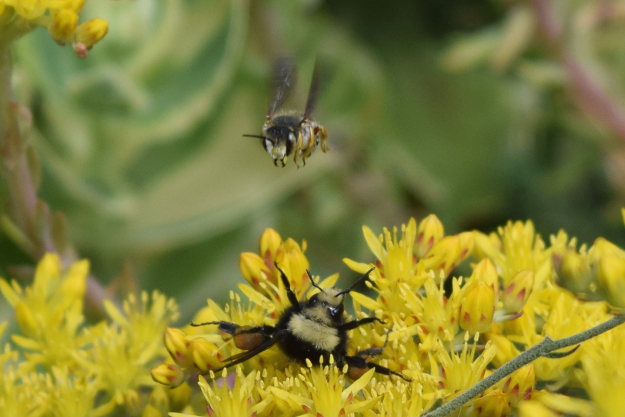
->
[306,269,325,293]
[337,267,375,296]
[243,134,270,140]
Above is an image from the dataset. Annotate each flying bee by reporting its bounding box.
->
[243,57,329,167]
[191,263,409,381]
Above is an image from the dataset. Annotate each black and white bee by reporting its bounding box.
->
[243,57,329,167]
[191,264,408,380]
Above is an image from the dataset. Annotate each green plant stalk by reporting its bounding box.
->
[0,39,115,319]
[421,312,625,417]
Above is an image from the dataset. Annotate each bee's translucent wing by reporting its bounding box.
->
[268,56,297,117]
[303,59,321,121]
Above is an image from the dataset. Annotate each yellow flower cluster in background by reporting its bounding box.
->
[0,253,179,416]
[0,0,107,58]
[2,215,624,416]
[150,215,625,417]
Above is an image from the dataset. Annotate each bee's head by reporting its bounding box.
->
[264,124,298,167]
[304,268,375,325]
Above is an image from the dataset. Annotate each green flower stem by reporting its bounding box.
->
[422,313,625,417]
[0,40,116,319]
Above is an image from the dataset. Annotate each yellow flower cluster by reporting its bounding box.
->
[0,0,108,58]
[0,253,180,416]
[2,215,624,417]
[151,215,625,417]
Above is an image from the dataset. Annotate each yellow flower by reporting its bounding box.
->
[0,253,89,368]
[171,369,267,417]
[1,0,108,56]
[580,319,625,417]
[435,333,496,396]
[268,360,380,417]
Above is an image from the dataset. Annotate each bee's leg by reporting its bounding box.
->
[318,126,329,152]
[344,353,410,381]
[274,262,302,311]
[293,131,304,167]
[190,321,275,351]
[339,317,386,331]
[205,328,290,374]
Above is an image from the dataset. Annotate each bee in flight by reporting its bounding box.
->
[243,57,329,167]
[191,264,409,381]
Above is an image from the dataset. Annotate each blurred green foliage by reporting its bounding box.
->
[4,0,625,319]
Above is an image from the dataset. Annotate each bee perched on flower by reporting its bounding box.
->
[244,57,329,167]
[191,263,409,381]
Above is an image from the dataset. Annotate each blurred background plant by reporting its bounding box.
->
[3,0,625,322]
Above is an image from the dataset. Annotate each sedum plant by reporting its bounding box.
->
[1,1,625,417]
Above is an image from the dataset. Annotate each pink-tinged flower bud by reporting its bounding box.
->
[49,9,78,43]
[500,364,535,406]
[595,250,625,309]
[456,231,475,264]
[421,235,461,276]
[151,363,186,388]
[416,214,444,259]
[468,390,511,417]
[259,228,282,265]
[472,258,500,299]
[501,270,534,314]
[239,252,271,289]
[74,18,108,48]
[190,338,224,372]
[459,282,496,334]
[164,328,193,368]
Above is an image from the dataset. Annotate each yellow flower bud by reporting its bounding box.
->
[151,363,186,388]
[415,214,444,258]
[501,270,534,313]
[459,281,495,334]
[500,364,535,406]
[595,250,625,309]
[74,17,108,48]
[190,337,224,372]
[49,9,78,43]
[468,390,511,417]
[259,228,282,263]
[164,328,193,368]
[239,252,271,289]
[471,258,500,299]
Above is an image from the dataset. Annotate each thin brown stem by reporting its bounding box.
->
[530,0,625,142]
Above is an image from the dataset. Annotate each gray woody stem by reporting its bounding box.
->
[422,313,625,417]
